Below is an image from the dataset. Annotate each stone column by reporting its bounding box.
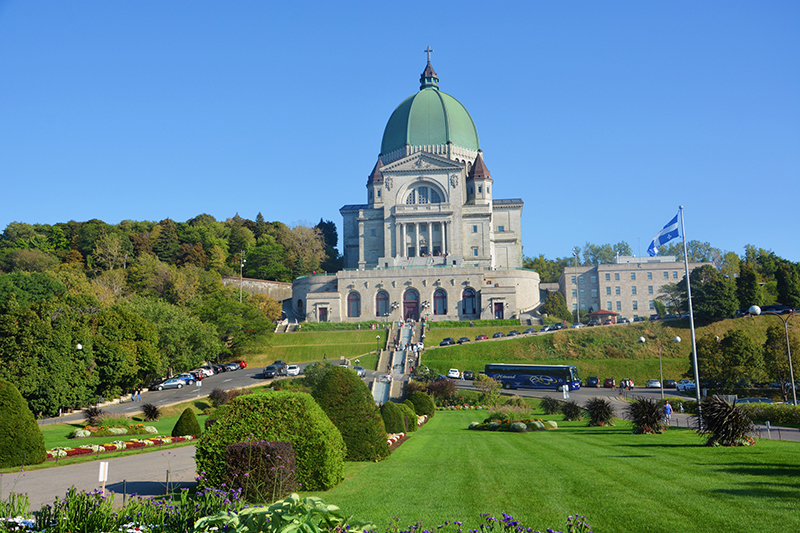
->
[427,223,432,255]
[414,223,419,258]
[443,221,448,255]
[397,222,403,257]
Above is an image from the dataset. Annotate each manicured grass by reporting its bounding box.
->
[304,410,800,533]
[245,330,387,367]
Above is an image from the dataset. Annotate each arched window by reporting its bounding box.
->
[297,299,303,311]
[376,290,390,317]
[462,288,476,315]
[347,292,361,318]
[405,185,442,205]
[434,289,447,315]
[405,190,416,204]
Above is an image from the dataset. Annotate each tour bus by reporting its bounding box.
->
[484,363,581,391]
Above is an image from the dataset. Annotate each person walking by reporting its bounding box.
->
[664,400,673,422]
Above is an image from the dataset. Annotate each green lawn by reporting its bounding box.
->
[245,330,387,367]
[305,410,800,533]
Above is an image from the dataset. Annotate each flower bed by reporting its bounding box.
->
[70,424,159,439]
[468,418,558,432]
[46,436,194,459]
[438,404,488,410]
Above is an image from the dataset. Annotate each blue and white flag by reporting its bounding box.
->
[647,214,680,256]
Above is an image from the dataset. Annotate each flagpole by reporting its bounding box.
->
[680,206,703,429]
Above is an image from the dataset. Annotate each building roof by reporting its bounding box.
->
[380,61,480,157]
[469,151,491,180]
[588,310,620,317]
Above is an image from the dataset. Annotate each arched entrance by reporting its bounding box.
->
[403,288,419,321]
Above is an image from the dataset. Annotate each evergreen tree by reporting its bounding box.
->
[172,407,202,437]
[541,291,572,322]
[776,263,800,308]
[736,261,761,309]
[0,378,46,467]
[152,219,181,264]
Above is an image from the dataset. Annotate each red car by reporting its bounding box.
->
[603,319,615,325]
[234,360,248,368]
[475,334,488,341]
[603,378,616,388]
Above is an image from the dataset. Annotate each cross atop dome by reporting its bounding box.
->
[420,46,439,89]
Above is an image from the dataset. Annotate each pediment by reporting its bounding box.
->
[382,152,464,174]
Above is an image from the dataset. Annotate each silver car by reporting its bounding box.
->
[155,377,188,391]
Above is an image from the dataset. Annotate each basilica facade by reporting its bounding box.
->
[291,56,540,322]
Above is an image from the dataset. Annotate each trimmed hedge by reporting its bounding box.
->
[740,403,800,427]
[313,366,390,462]
[196,391,345,491]
[380,402,405,434]
[409,391,436,418]
[398,402,418,433]
[172,407,202,437]
[224,440,297,503]
[0,378,46,468]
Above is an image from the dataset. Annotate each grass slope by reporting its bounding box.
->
[305,410,800,533]
[244,331,387,367]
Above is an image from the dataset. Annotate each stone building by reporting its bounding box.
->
[558,255,711,320]
[291,54,540,323]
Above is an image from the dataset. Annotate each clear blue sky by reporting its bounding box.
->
[1,1,798,262]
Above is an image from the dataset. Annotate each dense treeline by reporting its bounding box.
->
[0,213,340,417]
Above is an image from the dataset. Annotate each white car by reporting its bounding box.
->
[286,365,300,376]
[192,367,214,377]
[646,379,661,389]
[676,379,696,391]
[447,368,461,379]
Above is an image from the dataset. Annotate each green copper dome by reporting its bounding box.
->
[380,62,480,156]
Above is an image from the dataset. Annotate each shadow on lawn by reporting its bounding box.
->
[106,480,197,499]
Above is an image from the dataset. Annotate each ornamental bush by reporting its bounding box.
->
[172,407,202,437]
[539,397,561,415]
[312,366,390,462]
[142,403,161,421]
[196,391,345,491]
[398,402,418,432]
[380,401,405,434]
[585,397,615,426]
[627,397,665,434]
[699,396,755,446]
[409,391,436,418]
[0,378,46,468]
[561,400,583,421]
[403,399,416,413]
[223,440,297,503]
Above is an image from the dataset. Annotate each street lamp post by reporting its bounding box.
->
[376,335,381,355]
[573,248,580,325]
[750,305,796,405]
[239,250,246,303]
[639,335,681,399]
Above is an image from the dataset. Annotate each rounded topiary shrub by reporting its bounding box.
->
[0,378,46,468]
[403,399,416,413]
[380,401,405,434]
[196,391,345,491]
[312,366,390,462]
[409,391,435,417]
[172,407,202,437]
[398,402,418,432]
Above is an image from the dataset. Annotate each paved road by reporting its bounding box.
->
[9,445,198,510]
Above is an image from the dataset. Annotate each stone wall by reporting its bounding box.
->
[222,277,293,301]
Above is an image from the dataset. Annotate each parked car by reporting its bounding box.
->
[620,378,634,389]
[587,319,601,327]
[262,365,277,378]
[463,370,475,380]
[272,360,288,375]
[189,371,205,381]
[736,397,774,404]
[508,330,520,336]
[586,376,600,388]
[447,368,461,379]
[646,379,661,389]
[475,334,489,341]
[522,328,537,334]
[552,323,566,330]
[603,319,615,325]
[618,317,630,324]
[603,378,616,388]
[664,379,677,388]
[570,323,583,329]
[492,332,504,338]
[224,362,241,371]
[353,365,366,377]
[457,337,471,344]
[662,314,679,320]
[540,325,554,332]
[175,373,196,384]
[676,379,696,391]
[155,377,188,391]
[212,364,227,373]
[234,360,247,369]
[286,364,300,376]
[193,367,214,377]
[440,337,456,346]
[650,314,661,321]
[632,316,646,322]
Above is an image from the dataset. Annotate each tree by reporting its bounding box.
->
[474,374,501,406]
[522,254,572,283]
[694,331,765,392]
[92,233,132,271]
[776,263,800,308]
[193,292,274,356]
[0,378,46,467]
[2,249,60,273]
[736,261,761,309]
[657,283,685,314]
[679,265,737,320]
[316,218,341,273]
[541,291,572,322]
[245,235,292,282]
[172,407,202,437]
[763,324,800,402]
[152,219,181,264]
[247,293,283,323]
[286,225,326,278]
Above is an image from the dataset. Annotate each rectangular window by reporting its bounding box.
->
[591,289,598,297]
[615,286,621,295]
[664,271,669,279]
[607,301,612,311]
[632,301,638,311]
[673,271,678,279]
[371,251,376,261]
[631,273,636,281]
[606,287,611,295]
[478,186,482,193]
[573,303,577,311]
[472,225,478,233]
[616,301,621,311]
[647,272,653,280]
[571,276,576,284]
[591,275,597,283]
[572,289,577,298]
[580,289,585,299]
[497,225,504,232]
[615,273,620,281]
[605,273,611,281]
[649,300,655,310]
[472,247,478,256]
[632,286,637,295]
[371,229,376,237]
[579,275,584,283]
[648,285,654,294]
